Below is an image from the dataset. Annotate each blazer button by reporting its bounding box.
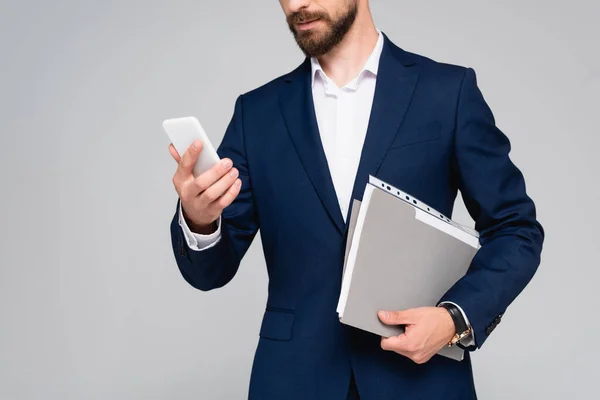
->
[485,317,502,336]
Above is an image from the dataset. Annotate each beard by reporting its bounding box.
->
[287,1,358,58]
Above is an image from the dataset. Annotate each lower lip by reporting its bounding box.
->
[297,19,321,31]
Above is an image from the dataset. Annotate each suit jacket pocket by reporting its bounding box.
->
[389,121,442,149]
[259,309,295,341]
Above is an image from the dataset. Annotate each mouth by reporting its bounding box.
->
[296,18,321,31]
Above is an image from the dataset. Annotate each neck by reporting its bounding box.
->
[316,4,378,87]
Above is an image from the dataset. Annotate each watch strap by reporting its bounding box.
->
[439,303,469,335]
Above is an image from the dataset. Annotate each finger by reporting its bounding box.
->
[378,310,417,326]
[191,157,234,195]
[169,144,181,163]
[214,178,242,210]
[381,334,409,353]
[381,333,420,354]
[199,167,239,204]
[200,168,239,204]
[175,140,203,179]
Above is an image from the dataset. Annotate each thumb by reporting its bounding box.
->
[378,310,415,326]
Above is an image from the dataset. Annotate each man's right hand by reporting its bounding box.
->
[169,139,242,234]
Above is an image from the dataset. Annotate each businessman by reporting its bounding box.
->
[168,1,544,399]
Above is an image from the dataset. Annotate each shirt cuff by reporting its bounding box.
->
[178,201,222,251]
[439,301,476,347]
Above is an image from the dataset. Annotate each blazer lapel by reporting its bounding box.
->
[279,59,346,235]
[344,34,421,233]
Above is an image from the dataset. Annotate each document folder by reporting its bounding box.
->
[337,175,480,361]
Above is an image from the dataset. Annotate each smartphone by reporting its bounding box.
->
[162,116,221,177]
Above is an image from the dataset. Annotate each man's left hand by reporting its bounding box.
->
[377,307,456,364]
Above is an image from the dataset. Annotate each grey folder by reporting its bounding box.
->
[337,176,480,361]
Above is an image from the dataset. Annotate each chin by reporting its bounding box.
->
[298,27,329,42]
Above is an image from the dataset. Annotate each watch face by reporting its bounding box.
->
[459,327,472,338]
[450,327,472,347]
[450,334,461,346]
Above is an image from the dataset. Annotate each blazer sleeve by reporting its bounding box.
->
[169,94,260,291]
[439,67,545,350]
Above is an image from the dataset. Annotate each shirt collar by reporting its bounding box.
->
[310,29,384,89]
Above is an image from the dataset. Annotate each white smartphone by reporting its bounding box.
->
[162,116,221,177]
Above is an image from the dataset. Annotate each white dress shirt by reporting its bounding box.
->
[177,30,475,347]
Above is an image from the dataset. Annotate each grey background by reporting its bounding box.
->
[1,0,598,399]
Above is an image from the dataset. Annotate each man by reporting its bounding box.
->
[168,0,544,399]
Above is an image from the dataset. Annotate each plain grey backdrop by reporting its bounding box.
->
[1,0,598,399]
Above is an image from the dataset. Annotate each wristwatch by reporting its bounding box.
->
[439,303,472,347]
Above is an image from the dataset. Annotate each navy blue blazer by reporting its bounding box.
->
[170,32,544,400]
